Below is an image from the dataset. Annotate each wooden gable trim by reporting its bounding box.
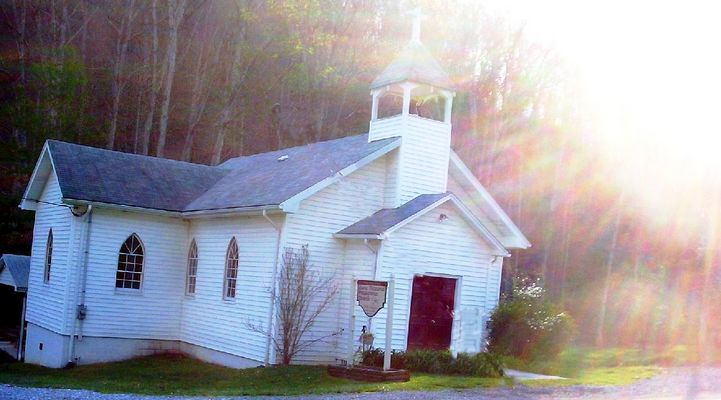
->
[384,194,509,256]
[336,194,509,256]
[448,150,531,249]
[19,142,61,211]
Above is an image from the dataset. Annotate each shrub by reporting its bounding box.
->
[487,278,576,361]
[360,349,504,377]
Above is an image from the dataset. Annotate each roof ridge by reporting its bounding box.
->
[46,140,222,170]
[220,132,369,166]
[47,133,371,171]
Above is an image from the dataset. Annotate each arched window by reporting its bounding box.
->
[223,238,239,299]
[116,234,144,290]
[186,239,198,295]
[43,229,53,283]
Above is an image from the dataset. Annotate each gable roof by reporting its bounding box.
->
[370,42,454,90]
[336,193,448,236]
[335,192,509,256]
[448,151,531,249]
[0,254,30,291]
[21,134,400,215]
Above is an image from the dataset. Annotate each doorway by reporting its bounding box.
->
[407,275,457,350]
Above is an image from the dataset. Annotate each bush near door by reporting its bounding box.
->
[361,349,504,377]
[487,278,576,360]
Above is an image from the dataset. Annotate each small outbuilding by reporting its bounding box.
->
[0,254,30,360]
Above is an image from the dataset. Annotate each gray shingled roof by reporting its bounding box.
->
[188,134,399,212]
[49,140,226,212]
[46,134,400,213]
[337,192,450,236]
[370,42,453,90]
[0,254,30,290]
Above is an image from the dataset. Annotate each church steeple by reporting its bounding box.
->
[369,9,455,207]
[369,8,455,142]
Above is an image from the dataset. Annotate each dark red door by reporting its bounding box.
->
[407,275,456,350]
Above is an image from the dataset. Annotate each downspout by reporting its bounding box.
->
[262,210,283,365]
[68,205,93,365]
[363,239,380,280]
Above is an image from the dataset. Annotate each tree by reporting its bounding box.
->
[106,0,139,150]
[273,245,339,365]
[155,0,187,157]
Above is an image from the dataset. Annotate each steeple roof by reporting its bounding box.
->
[370,41,454,91]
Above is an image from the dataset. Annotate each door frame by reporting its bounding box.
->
[404,272,462,352]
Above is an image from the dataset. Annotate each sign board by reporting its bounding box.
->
[356,280,388,317]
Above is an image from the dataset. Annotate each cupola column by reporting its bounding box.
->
[441,90,454,124]
[401,82,417,118]
[370,90,380,121]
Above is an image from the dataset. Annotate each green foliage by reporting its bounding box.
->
[3,48,98,149]
[361,349,504,377]
[488,278,576,360]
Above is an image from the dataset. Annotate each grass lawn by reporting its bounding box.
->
[501,345,700,388]
[522,366,662,387]
[0,354,507,396]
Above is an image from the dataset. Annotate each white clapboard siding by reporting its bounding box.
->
[396,116,451,203]
[369,202,501,354]
[26,171,74,334]
[368,115,404,142]
[383,149,400,208]
[181,215,279,362]
[79,209,187,339]
[338,240,377,360]
[282,157,387,364]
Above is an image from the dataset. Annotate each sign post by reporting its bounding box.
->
[383,275,395,371]
[347,277,357,366]
[353,279,394,370]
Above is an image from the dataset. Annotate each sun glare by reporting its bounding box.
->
[486,0,721,229]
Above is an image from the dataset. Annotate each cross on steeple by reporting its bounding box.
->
[408,7,426,44]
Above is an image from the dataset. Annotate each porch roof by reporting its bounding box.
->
[0,254,30,292]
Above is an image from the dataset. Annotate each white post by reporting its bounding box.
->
[347,277,357,366]
[401,83,413,117]
[442,90,454,124]
[383,274,395,371]
[17,295,26,360]
[370,91,379,121]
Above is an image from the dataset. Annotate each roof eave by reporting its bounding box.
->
[182,205,284,219]
[63,198,285,219]
[19,142,59,211]
[369,77,455,92]
[333,233,386,240]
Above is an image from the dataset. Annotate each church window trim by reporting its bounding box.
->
[186,239,198,296]
[223,237,239,300]
[115,233,145,290]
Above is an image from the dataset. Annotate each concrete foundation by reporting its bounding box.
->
[24,322,262,369]
[24,323,70,368]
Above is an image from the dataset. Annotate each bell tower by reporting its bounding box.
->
[369,9,455,207]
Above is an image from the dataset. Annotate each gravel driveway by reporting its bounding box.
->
[2,367,721,400]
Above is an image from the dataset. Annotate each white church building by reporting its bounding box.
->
[18,21,529,369]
